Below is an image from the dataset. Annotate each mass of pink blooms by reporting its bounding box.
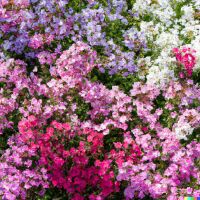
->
[0,1,200,200]
[0,41,199,200]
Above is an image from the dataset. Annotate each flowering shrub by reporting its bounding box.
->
[0,133,49,200]
[118,80,200,200]
[2,116,141,199]
[0,0,200,199]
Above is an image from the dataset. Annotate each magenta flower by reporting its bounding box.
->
[173,47,196,77]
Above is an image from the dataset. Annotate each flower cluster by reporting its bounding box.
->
[118,128,200,200]
[80,81,133,134]
[173,47,196,77]
[55,41,97,88]
[2,116,141,200]
[118,80,200,199]
[0,134,49,200]
[0,0,200,199]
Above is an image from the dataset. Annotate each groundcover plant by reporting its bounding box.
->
[0,0,200,199]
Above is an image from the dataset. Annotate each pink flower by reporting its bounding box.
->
[72,193,84,200]
[142,127,148,132]
[114,142,122,149]
[186,187,193,195]
[173,47,196,77]
[179,72,185,78]
[28,34,44,49]
[87,0,95,4]
[165,103,174,111]
[62,123,70,131]
[51,121,63,130]
[27,115,38,126]
[171,112,177,119]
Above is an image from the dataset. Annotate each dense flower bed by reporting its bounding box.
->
[0,0,200,199]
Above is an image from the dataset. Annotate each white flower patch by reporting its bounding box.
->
[155,32,181,48]
[133,0,152,14]
[181,5,194,21]
[146,65,176,87]
[188,36,200,71]
[174,123,194,140]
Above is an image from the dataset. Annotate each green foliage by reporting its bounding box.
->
[60,38,74,51]
[171,0,193,19]
[37,188,68,200]
[179,33,194,45]
[66,0,88,13]
[193,69,200,84]
[126,0,136,10]
[103,129,124,151]
[181,127,200,145]
[104,18,127,48]
[97,0,108,7]
[0,82,6,88]
[89,68,140,94]
[0,110,22,154]
[128,109,144,131]
[142,13,154,22]
[73,95,91,121]
[68,135,83,149]
[0,129,13,155]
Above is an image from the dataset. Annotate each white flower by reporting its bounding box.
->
[174,123,194,140]
[146,65,176,87]
[181,5,194,21]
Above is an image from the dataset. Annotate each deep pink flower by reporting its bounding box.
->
[173,47,196,77]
